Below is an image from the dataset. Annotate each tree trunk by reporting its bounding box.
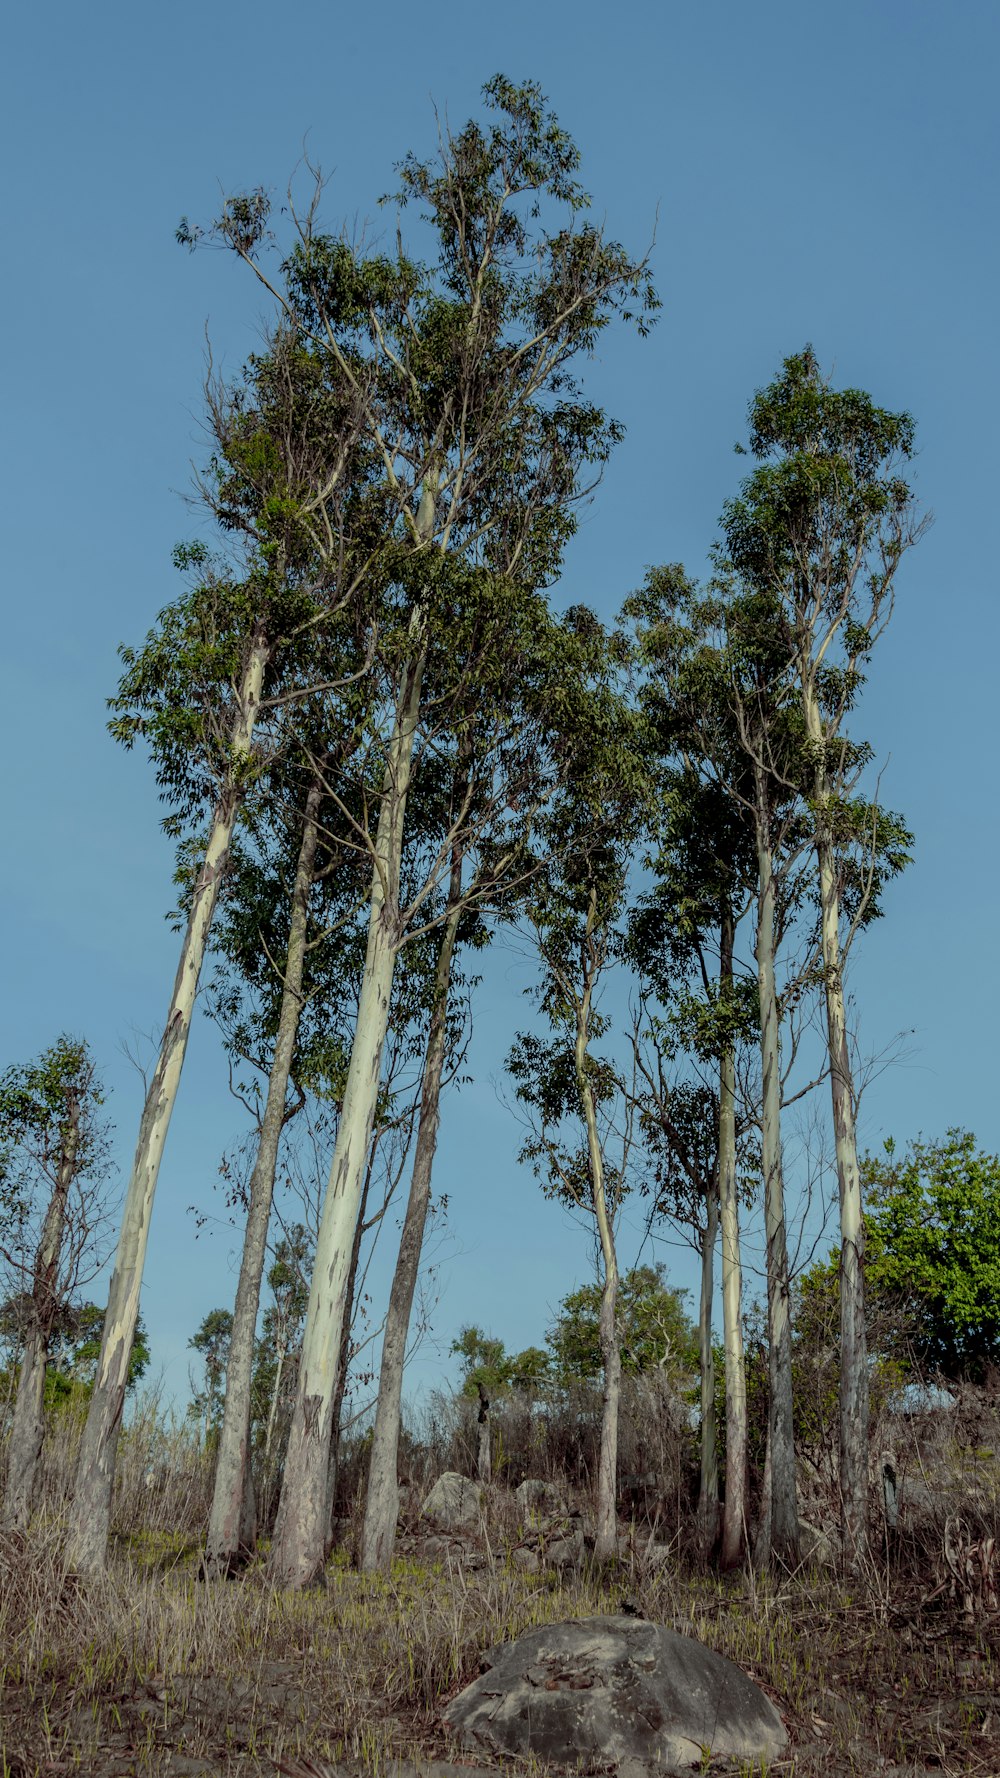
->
[577,889,620,1565]
[755,788,799,1568]
[325,1154,371,1547]
[804,683,869,1568]
[696,1176,719,1551]
[819,826,869,1568]
[718,899,748,1570]
[66,633,268,1573]
[269,459,437,1588]
[3,1098,80,1529]
[205,777,322,1573]
[360,893,462,1572]
[476,1385,492,1483]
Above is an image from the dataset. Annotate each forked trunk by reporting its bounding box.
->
[3,1097,80,1529]
[755,788,799,1568]
[718,901,748,1569]
[66,632,268,1573]
[696,1176,720,1550]
[361,894,462,1572]
[205,777,322,1573]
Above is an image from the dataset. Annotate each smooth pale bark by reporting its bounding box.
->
[325,1157,370,1544]
[718,900,748,1570]
[3,1097,80,1529]
[205,777,322,1573]
[804,686,869,1568]
[754,788,799,1568]
[361,894,462,1572]
[696,1177,720,1550]
[66,634,268,1573]
[577,891,621,1566]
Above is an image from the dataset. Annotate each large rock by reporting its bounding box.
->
[420,1472,483,1531]
[443,1615,787,1775]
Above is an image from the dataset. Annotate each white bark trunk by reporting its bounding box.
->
[269,638,426,1588]
[718,905,748,1570]
[205,777,321,1573]
[3,1099,80,1529]
[360,897,461,1572]
[66,633,268,1573]
[697,1177,719,1550]
[755,791,799,1568]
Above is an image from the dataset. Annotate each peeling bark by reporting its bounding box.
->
[204,777,322,1574]
[66,634,268,1574]
[3,1097,80,1529]
[754,783,799,1568]
[718,900,748,1571]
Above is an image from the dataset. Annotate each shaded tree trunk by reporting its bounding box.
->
[361,890,462,1572]
[3,1096,80,1529]
[577,888,620,1565]
[476,1384,492,1483]
[67,631,269,1573]
[205,776,322,1573]
[696,1175,719,1551]
[718,898,748,1570]
[754,785,799,1568]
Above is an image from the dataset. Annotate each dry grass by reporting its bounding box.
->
[2,1397,1000,1776]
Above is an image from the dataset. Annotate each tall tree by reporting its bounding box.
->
[721,347,922,1565]
[509,691,654,1564]
[65,312,376,1571]
[204,76,656,1587]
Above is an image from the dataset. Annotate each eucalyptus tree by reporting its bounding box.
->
[508,690,655,1564]
[721,348,922,1564]
[0,1039,113,1528]
[65,313,381,1571]
[199,77,655,1587]
[624,571,761,1568]
[359,600,625,1572]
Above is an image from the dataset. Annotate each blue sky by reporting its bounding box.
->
[1,0,997,1410]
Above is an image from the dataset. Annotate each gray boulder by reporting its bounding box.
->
[516,1478,567,1520]
[443,1614,786,1775]
[420,1472,483,1531]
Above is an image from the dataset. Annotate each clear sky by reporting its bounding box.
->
[1,0,997,1411]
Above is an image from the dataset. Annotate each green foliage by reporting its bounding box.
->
[863,1131,1000,1379]
[548,1266,698,1385]
[188,1307,233,1434]
[46,1305,150,1402]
